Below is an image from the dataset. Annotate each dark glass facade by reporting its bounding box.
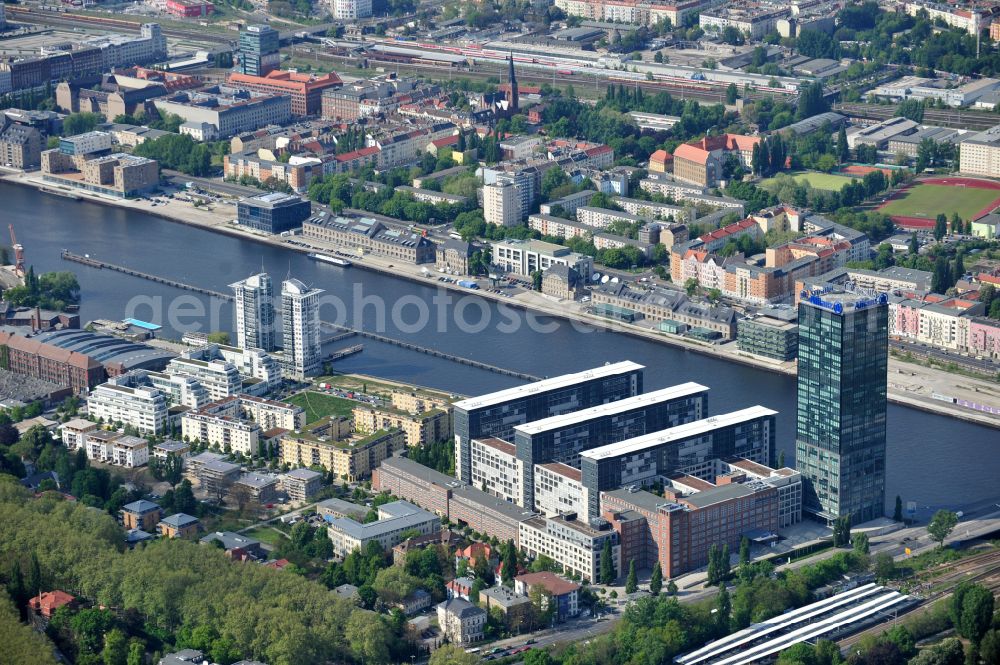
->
[514,386,708,509]
[453,364,643,483]
[795,293,888,524]
[236,25,280,76]
[580,409,776,519]
[237,195,312,234]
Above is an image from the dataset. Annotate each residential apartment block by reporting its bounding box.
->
[85,431,150,468]
[352,400,452,448]
[87,380,168,435]
[960,124,1000,178]
[280,429,404,482]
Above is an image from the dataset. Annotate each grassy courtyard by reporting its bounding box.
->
[285,391,357,424]
[878,183,1000,222]
[763,171,856,191]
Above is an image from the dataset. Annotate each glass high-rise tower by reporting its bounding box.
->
[795,290,889,524]
[236,25,280,77]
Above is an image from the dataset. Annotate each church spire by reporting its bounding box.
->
[507,52,519,113]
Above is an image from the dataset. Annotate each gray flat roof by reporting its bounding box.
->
[580,406,777,461]
[453,361,644,411]
[514,382,708,436]
[682,482,755,508]
[327,500,438,540]
[379,456,464,488]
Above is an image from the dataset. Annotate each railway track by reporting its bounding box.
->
[834,102,1000,131]
[839,548,1000,650]
[7,6,228,44]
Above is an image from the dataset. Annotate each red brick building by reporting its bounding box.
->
[227,71,343,116]
[0,331,104,395]
[602,480,779,579]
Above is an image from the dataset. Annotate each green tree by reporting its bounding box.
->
[531,270,543,292]
[893,495,904,522]
[207,331,231,345]
[726,83,738,105]
[649,561,662,596]
[625,559,638,594]
[934,213,948,241]
[951,582,995,643]
[873,552,896,583]
[927,509,958,548]
[739,537,751,566]
[600,539,615,585]
[667,579,678,596]
[853,532,870,555]
[832,515,851,547]
[430,644,479,665]
[980,630,1000,665]
[715,585,731,636]
[346,611,390,665]
[684,277,699,297]
[502,539,517,586]
[102,628,129,665]
[126,641,144,665]
[837,126,850,163]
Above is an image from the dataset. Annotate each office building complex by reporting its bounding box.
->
[280,278,323,379]
[518,514,620,583]
[302,213,436,264]
[230,272,276,352]
[227,70,342,116]
[579,406,777,519]
[235,25,280,77]
[471,437,524,506]
[327,500,438,556]
[453,361,644,483]
[601,469,783,579]
[236,193,312,234]
[152,86,291,141]
[332,0,373,20]
[795,290,889,523]
[491,239,594,279]
[534,462,588,519]
[166,354,241,402]
[512,383,709,511]
[372,456,536,545]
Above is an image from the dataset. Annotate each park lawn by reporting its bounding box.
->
[241,526,290,547]
[761,171,855,192]
[879,183,1000,221]
[286,391,356,424]
[791,171,856,191]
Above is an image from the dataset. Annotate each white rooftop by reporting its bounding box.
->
[513,382,709,436]
[580,406,778,461]
[453,361,644,412]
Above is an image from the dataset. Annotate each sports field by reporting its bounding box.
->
[877,178,1000,228]
[763,171,855,191]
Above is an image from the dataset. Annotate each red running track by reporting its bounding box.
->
[877,177,1000,229]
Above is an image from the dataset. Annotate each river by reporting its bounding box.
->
[10,182,1000,515]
